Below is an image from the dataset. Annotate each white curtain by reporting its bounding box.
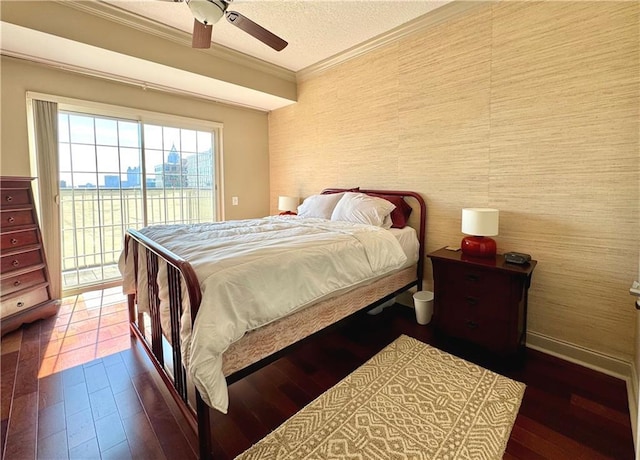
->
[31,100,61,300]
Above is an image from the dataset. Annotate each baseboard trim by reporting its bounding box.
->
[526,331,631,379]
[629,362,638,454]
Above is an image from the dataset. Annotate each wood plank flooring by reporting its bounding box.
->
[1,290,635,459]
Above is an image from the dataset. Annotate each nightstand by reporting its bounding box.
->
[428,247,536,356]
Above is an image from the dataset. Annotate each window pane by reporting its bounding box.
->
[95,118,118,146]
[70,144,97,173]
[69,114,95,144]
[96,146,119,173]
[59,143,71,172]
[144,124,162,149]
[120,147,140,172]
[72,172,97,188]
[119,121,139,148]
[58,114,70,143]
[145,149,163,173]
[197,131,212,152]
[182,129,197,153]
[163,126,180,151]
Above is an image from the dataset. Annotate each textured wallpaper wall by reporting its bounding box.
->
[268,2,639,361]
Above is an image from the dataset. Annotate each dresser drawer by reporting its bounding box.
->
[0,177,58,336]
[1,268,47,296]
[0,209,35,228]
[1,229,39,250]
[0,189,30,207]
[1,286,50,318]
[1,249,43,273]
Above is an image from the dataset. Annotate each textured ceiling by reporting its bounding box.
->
[101,0,451,72]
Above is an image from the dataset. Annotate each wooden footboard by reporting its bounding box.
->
[124,229,208,454]
[123,189,427,459]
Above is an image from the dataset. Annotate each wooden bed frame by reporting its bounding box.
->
[124,188,427,459]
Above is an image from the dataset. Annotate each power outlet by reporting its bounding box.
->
[232,196,239,206]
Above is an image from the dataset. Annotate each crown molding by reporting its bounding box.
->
[59,0,296,83]
[297,1,485,82]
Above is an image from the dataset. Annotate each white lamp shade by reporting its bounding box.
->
[461,208,499,236]
[278,196,299,212]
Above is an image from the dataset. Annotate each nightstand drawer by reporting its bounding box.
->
[1,249,43,273]
[449,267,511,296]
[1,268,47,296]
[1,209,35,228]
[1,286,49,317]
[439,313,510,353]
[1,229,39,250]
[446,290,510,320]
[1,189,30,206]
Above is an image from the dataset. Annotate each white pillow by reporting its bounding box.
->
[381,214,393,230]
[330,192,396,227]
[297,193,344,219]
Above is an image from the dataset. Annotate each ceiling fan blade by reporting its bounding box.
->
[192,18,213,48]
[225,11,287,52]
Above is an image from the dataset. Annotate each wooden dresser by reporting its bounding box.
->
[1,177,59,335]
[428,247,536,356]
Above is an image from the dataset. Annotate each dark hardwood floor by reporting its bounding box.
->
[1,295,635,459]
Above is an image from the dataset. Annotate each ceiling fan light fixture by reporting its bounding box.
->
[187,0,226,25]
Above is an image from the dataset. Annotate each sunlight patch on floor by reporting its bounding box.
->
[36,287,131,377]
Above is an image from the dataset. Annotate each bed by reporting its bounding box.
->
[120,188,427,459]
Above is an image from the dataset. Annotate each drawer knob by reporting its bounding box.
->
[13,280,21,287]
[466,320,478,329]
[8,216,15,224]
[465,274,479,282]
[465,296,478,306]
[12,260,19,267]
[5,195,13,202]
[16,301,25,308]
[10,238,18,245]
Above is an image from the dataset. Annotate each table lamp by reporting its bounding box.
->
[278,196,299,215]
[461,208,499,258]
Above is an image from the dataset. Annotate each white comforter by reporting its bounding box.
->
[119,216,407,412]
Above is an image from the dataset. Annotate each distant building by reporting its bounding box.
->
[185,148,214,188]
[155,144,187,188]
[104,175,120,188]
[126,166,141,187]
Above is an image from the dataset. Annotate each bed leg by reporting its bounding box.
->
[196,393,212,460]
[127,294,136,337]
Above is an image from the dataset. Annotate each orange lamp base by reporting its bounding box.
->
[279,211,297,215]
[461,236,496,258]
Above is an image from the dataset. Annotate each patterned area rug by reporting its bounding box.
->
[236,335,525,460]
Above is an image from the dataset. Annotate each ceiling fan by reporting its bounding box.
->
[168,0,288,51]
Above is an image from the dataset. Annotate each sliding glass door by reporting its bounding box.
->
[58,112,217,292]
